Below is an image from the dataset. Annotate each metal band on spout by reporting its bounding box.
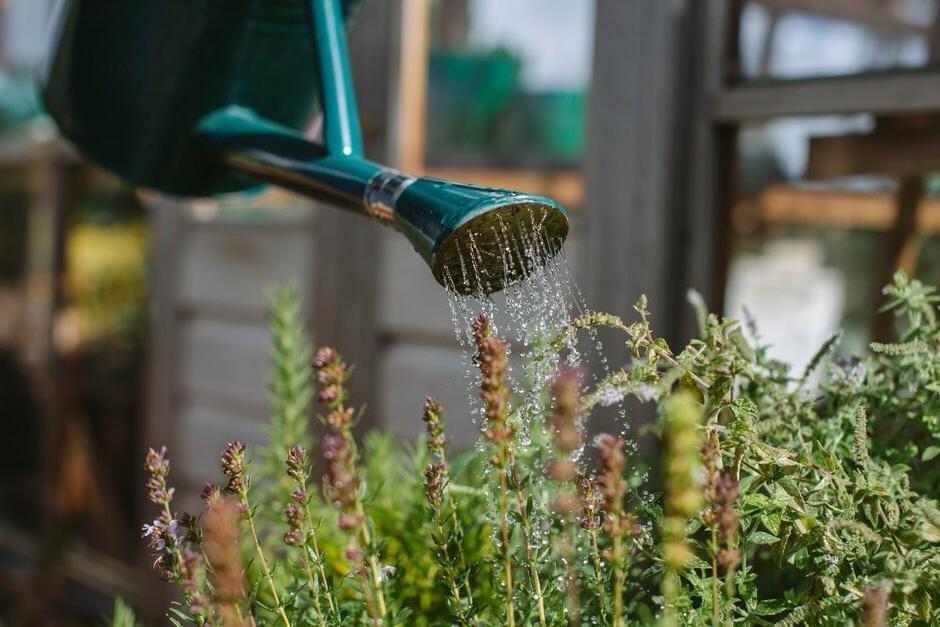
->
[364,170,416,223]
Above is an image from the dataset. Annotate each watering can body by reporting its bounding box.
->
[41,0,354,196]
[41,0,569,295]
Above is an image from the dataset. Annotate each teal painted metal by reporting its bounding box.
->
[309,0,363,157]
[197,105,569,293]
[197,106,381,213]
[40,0,569,294]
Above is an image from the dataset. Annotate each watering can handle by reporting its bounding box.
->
[197,0,396,219]
[309,0,364,158]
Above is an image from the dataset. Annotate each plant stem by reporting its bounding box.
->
[446,493,475,606]
[429,450,473,622]
[357,507,389,620]
[303,502,339,621]
[439,449,474,609]
[588,530,610,620]
[433,511,469,624]
[711,527,720,627]
[237,490,291,627]
[661,569,679,627]
[724,562,738,627]
[562,524,580,627]
[612,533,624,627]
[497,470,516,627]
[160,503,187,584]
[440,535,464,607]
[301,554,326,627]
[359,568,379,624]
[510,462,547,627]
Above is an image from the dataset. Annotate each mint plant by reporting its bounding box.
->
[131,272,940,626]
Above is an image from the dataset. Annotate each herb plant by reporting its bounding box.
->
[133,273,940,626]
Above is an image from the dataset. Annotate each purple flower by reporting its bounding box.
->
[220,441,248,494]
[422,397,448,459]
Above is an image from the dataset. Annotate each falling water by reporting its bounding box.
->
[442,208,615,452]
[441,209,645,587]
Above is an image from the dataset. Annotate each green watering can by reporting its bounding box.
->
[40,0,569,295]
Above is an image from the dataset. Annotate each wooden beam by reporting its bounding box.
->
[714,70,940,121]
[753,182,940,231]
[756,0,930,36]
[806,126,940,178]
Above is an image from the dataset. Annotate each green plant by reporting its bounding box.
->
[140,272,940,625]
[108,597,142,627]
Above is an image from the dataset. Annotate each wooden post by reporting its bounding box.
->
[389,0,430,174]
[871,176,925,342]
[584,0,733,347]
[138,194,182,622]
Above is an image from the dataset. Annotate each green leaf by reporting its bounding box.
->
[923,446,940,461]
[750,598,790,616]
[869,339,928,355]
[729,326,756,362]
[167,607,191,622]
[760,512,782,535]
[731,397,759,435]
[749,531,781,545]
[742,492,770,510]
[793,517,816,535]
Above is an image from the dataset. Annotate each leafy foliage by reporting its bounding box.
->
[133,272,940,626]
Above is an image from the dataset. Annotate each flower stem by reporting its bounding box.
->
[238,490,291,627]
[448,494,475,608]
[159,503,187,584]
[433,509,469,624]
[439,453,474,609]
[562,524,580,626]
[497,470,516,627]
[510,461,547,627]
[711,527,720,626]
[724,562,738,627]
[612,533,624,627]
[661,569,680,627]
[301,554,326,627]
[357,506,389,620]
[303,503,338,621]
[589,530,610,620]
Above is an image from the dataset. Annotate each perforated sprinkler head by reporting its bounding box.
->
[380,174,569,295]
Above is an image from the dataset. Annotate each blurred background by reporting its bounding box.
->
[1,0,940,622]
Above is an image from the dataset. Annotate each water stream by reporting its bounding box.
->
[442,210,619,454]
[441,211,647,597]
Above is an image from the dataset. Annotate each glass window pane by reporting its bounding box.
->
[728,112,940,355]
[425,0,595,167]
[737,0,938,81]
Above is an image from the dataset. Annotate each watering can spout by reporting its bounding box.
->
[39,0,568,294]
[198,106,568,295]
